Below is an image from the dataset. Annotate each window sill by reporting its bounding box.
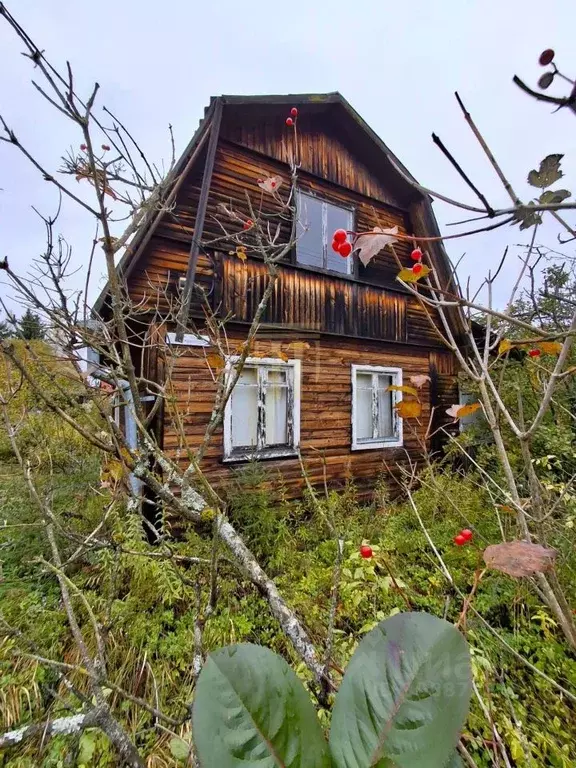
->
[222,448,299,464]
[351,440,403,451]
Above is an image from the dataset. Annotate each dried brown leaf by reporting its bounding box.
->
[409,374,431,389]
[483,540,557,578]
[353,226,398,267]
[258,175,283,194]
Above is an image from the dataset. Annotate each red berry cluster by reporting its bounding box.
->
[332,229,352,258]
[528,348,541,358]
[243,219,254,230]
[285,107,298,127]
[359,544,373,559]
[453,529,473,546]
[410,247,423,275]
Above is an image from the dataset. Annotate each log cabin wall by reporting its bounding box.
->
[123,100,460,497]
[163,329,438,499]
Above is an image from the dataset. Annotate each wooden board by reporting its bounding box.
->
[159,328,457,499]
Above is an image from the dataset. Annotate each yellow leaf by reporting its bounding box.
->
[101,458,124,485]
[498,339,513,355]
[397,264,432,283]
[229,246,247,262]
[539,341,563,356]
[205,353,224,372]
[287,341,310,354]
[395,399,422,418]
[446,402,482,419]
[387,384,418,397]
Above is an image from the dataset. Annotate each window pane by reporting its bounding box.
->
[296,192,324,269]
[265,369,288,445]
[231,368,258,448]
[267,369,287,385]
[326,202,352,274]
[377,374,394,438]
[355,372,373,440]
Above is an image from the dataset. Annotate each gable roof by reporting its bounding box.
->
[94,92,458,322]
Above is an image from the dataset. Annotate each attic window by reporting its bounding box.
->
[223,357,301,461]
[351,365,403,450]
[296,190,353,275]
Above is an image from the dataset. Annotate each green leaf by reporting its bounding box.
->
[329,612,472,768]
[446,752,464,767]
[169,738,190,762]
[514,204,543,231]
[527,154,564,188]
[78,731,97,765]
[192,643,331,768]
[538,189,571,205]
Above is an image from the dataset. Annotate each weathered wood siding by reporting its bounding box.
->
[128,139,418,305]
[429,349,460,453]
[162,329,437,498]
[220,255,408,341]
[220,104,406,207]
[122,120,459,496]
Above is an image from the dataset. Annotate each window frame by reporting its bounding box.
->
[295,189,355,276]
[351,364,403,450]
[223,356,301,462]
[112,382,143,495]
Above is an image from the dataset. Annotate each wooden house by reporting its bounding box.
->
[95,93,461,499]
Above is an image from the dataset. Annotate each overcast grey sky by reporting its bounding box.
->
[1,0,575,314]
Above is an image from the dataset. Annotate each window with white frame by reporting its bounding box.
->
[296,190,354,275]
[351,365,403,449]
[112,384,142,495]
[224,358,301,461]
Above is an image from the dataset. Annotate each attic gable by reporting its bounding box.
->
[219,97,415,208]
[94,92,460,339]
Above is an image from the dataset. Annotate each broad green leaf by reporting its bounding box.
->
[527,154,564,189]
[329,612,472,768]
[514,204,543,230]
[78,731,97,765]
[169,738,191,761]
[539,189,571,205]
[445,752,464,767]
[192,643,331,768]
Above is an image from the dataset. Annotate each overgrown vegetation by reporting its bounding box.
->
[2,395,576,766]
